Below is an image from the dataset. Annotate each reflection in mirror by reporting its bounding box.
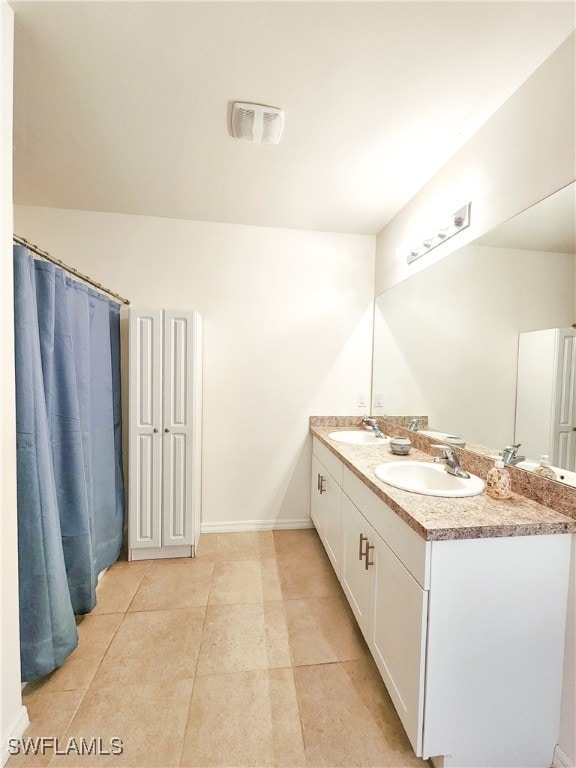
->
[371,182,576,479]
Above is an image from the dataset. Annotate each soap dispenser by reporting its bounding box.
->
[535,455,557,480]
[486,458,512,499]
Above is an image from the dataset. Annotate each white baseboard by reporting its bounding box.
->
[553,744,575,768]
[1,704,29,767]
[129,545,192,561]
[200,518,314,533]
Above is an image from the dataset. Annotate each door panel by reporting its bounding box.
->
[340,494,371,635]
[163,432,188,541]
[162,311,195,546]
[311,454,324,532]
[129,310,162,549]
[369,532,427,756]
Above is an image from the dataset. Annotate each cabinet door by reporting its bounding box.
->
[322,471,342,575]
[311,454,325,532]
[162,311,195,547]
[311,454,342,574]
[128,309,163,549]
[368,532,428,756]
[340,494,371,636]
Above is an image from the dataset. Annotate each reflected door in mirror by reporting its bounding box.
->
[515,328,576,470]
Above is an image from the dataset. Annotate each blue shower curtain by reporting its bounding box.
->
[13,245,125,681]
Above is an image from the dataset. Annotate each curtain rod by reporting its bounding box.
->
[13,235,130,306]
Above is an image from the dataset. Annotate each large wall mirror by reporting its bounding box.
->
[372,181,576,477]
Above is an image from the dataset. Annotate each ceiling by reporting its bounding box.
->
[11,1,576,235]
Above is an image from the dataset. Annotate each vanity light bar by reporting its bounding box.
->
[407,202,471,265]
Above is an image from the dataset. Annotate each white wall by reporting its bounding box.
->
[372,244,575,449]
[1,2,28,764]
[375,31,575,295]
[13,206,375,529]
[373,32,576,767]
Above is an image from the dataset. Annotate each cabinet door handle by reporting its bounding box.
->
[317,472,321,491]
[359,533,368,560]
[153,428,159,433]
[319,475,326,494]
[364,542,374,570]
[164,428,170,433]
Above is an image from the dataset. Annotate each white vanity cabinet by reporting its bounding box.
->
[310,435,573,768]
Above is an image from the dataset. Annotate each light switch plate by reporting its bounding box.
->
[357,393,368,408]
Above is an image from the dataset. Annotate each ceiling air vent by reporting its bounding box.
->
[231,102,284,144]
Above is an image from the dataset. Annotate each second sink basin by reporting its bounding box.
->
[374,460,485,497]
[328,430,389,445]
[419,430,466,447]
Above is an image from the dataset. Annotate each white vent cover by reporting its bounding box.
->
[232,102,284,144]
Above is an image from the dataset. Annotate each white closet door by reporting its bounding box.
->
[129,309,163,549]
[162,310,195,546]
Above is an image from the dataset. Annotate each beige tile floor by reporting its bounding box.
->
[9,530,430,768]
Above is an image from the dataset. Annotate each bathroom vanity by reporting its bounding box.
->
[310,421,576,768]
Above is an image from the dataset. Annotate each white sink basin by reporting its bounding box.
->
[328,430,389,445]
[513,460,539,472]
[374,460,485,497]
[419,430,466,447]
[514,460,576,488]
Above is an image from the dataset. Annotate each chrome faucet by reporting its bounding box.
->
[361,417,386,439]
[408,418,420,431]
[432,444,470,479]
[501,444,526,466]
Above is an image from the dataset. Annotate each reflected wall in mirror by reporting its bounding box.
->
[372,181,576,474]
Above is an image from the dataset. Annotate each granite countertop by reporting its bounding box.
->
[311,424,576,542]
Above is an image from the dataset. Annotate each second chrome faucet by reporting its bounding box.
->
[432,444,470,479]
[501,443,526,465]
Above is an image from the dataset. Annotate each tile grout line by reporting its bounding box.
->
[176,534,218,768]
[121,558,153,615]
[273,532,312,768]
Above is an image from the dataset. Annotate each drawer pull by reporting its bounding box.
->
[319,475,326,494]
[359,533,369,560]
[364,542,374,570]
